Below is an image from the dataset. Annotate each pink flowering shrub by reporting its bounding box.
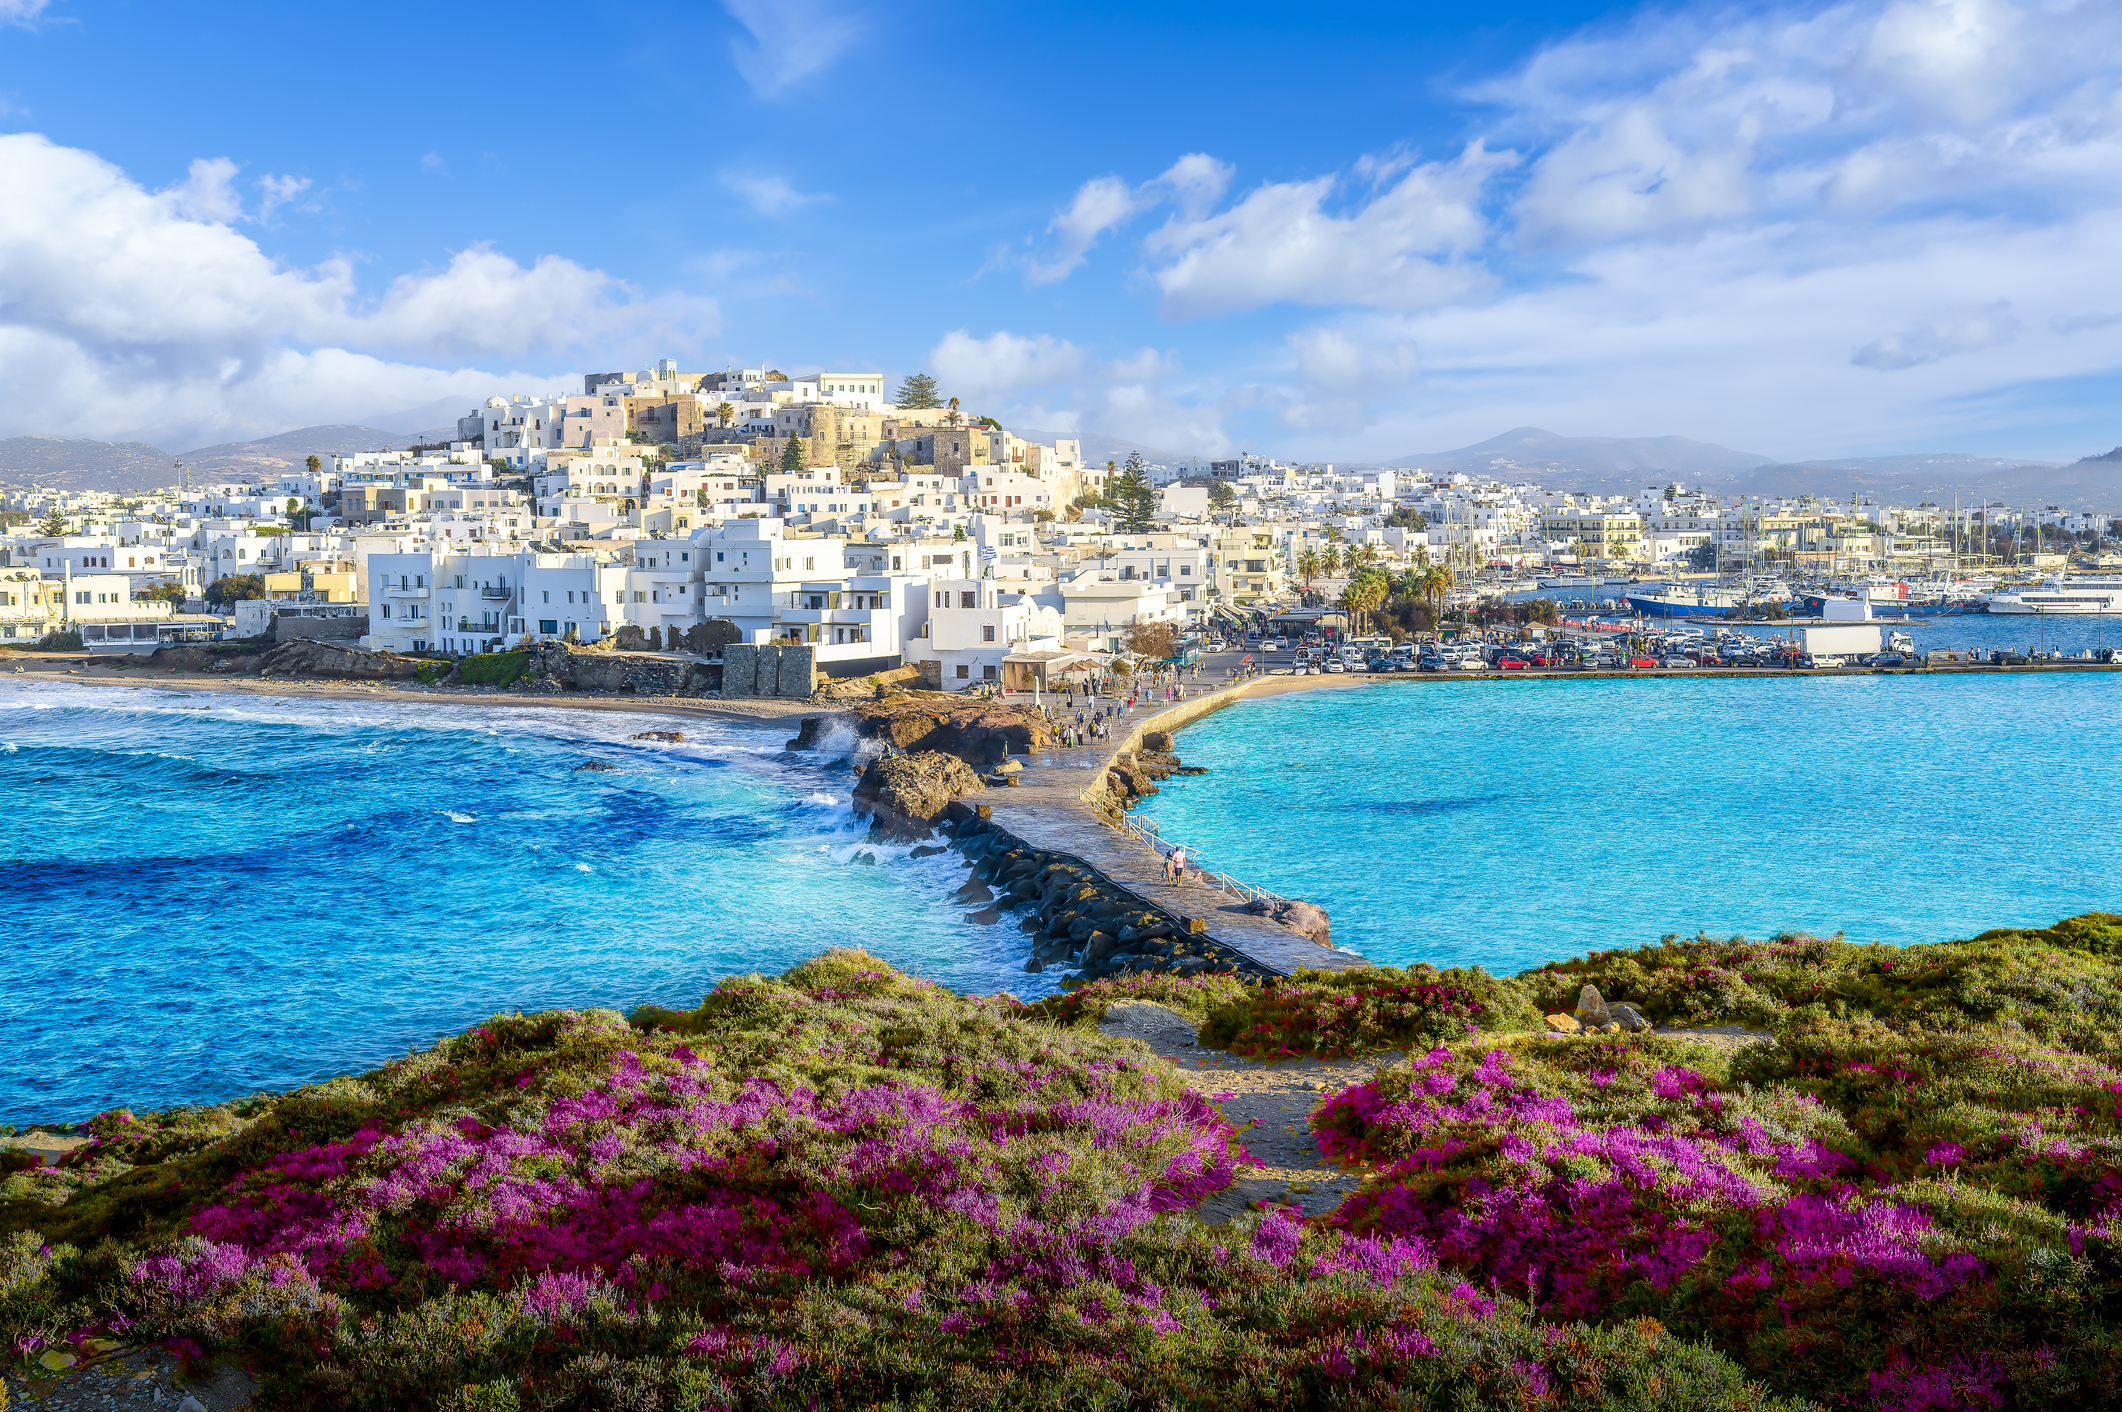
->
[1315,1030,2122,1406]
[1518,915,2122,1046]
[0,952,1790,1409]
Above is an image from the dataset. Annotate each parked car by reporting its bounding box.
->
[1660,655,1697,668]
[1323,658,1346,673]
[1991,650,2030,666]
[1870,652,1907,668]
[1498,655,1530,670]
[1627,655,1659,668]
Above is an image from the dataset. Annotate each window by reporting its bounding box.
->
[955,664,970,679]
[982,625,995,642]
[982,665,997,681]
[960,591,977,608]
[542,590,550,603]
[540,620,558,634]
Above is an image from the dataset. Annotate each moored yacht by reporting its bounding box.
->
[1983,578,2122,614]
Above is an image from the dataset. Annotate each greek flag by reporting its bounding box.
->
[980,546,998,561]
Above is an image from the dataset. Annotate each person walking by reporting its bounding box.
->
[1171,847,1187,882]
[1162,848,1176,883]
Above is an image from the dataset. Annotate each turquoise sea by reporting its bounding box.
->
[0,683,1046,1125]
[1141,674,2120,973]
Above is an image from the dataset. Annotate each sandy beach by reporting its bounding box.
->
[0,653,816,728]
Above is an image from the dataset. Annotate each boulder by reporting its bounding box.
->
[1243,895,1332,948]
[850,751,984,837]
[1142,730,1176,752]
[631,730,685,743]
[573,760,617,773]
[1544,1013,1581,1033]
[1575,985,1611,1028]
[1609,1002,1652,1033]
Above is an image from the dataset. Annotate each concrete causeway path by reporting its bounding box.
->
[975,667,1373,977]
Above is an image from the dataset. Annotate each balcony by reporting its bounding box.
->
[480,585,513,600]
[386,584,428,597]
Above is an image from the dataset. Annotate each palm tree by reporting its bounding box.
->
[946,397,962,428]
[1321,543,1343,578]
[1339,567,1389,634]
[717,401,735,427]
[1298,547,1321,584]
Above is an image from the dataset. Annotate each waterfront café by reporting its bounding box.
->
[1000,648,1098,695]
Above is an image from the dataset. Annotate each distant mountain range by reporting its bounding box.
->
[1388,427,1774,489]
[1391,427,2122,509]
[6,416,2119,509]
[0,436,183,493]
[0,425,443,493]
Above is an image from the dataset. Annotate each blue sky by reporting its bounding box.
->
[0,0,2118,462]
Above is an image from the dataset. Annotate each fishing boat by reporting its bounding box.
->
[1539,574,1596,588]
[1625,582,1788,619]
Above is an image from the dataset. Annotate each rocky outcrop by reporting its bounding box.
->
[250,640,422,681]
[1243,896,1332,949]
[522,642,718,697]
[939,810,1267,983]
[852,752,984,836]
[787,699,1056,771]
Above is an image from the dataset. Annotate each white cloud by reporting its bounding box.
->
[720,171,826,218]
[1143,143,1512,319]
[1026,154,1233,285]
[1019,0,2122,461]
[1852,303,2021,369]
[163,156,242,224]
[0,133,715,446]
[722,0,858,98]
[928,330,1085,408]
[255,173,312,221]
[1027,177,1138,285]
[0,0,50,27]
[420,151,447,175]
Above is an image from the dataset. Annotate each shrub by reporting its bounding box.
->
[1313,1028,2122,1407]
[1516,917,2122,1046]
[0,952,1788,1409]
[1027,970,1255,1029]
[455,650,528,688]
[1198,965,1545,1060]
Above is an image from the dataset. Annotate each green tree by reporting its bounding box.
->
[780,437,805,474]
[37,512,66,537]
[137,579,188,606]
[1110,452,1157,533]
[1384,505,1427,530]
[306,454,321,474]
[204,572,266,608]
[1297,547,1321,584]
[893,372,942,409]
[1320,543,1343,577]
[1208,480,1236,511]
[1339,566,1391,633]
[716,401,735,426]
[945,397,962,428]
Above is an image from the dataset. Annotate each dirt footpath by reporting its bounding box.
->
[1095,1001,1399,1222]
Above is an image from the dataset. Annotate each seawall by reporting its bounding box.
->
[961,673,1373,979]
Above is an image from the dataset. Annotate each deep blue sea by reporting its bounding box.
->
[0,683,1046,1125]
[1141,673,2120,975]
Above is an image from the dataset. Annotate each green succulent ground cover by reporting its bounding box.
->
[6,918,2121,1409]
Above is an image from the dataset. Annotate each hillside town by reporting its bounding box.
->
[1,359,2116,683]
